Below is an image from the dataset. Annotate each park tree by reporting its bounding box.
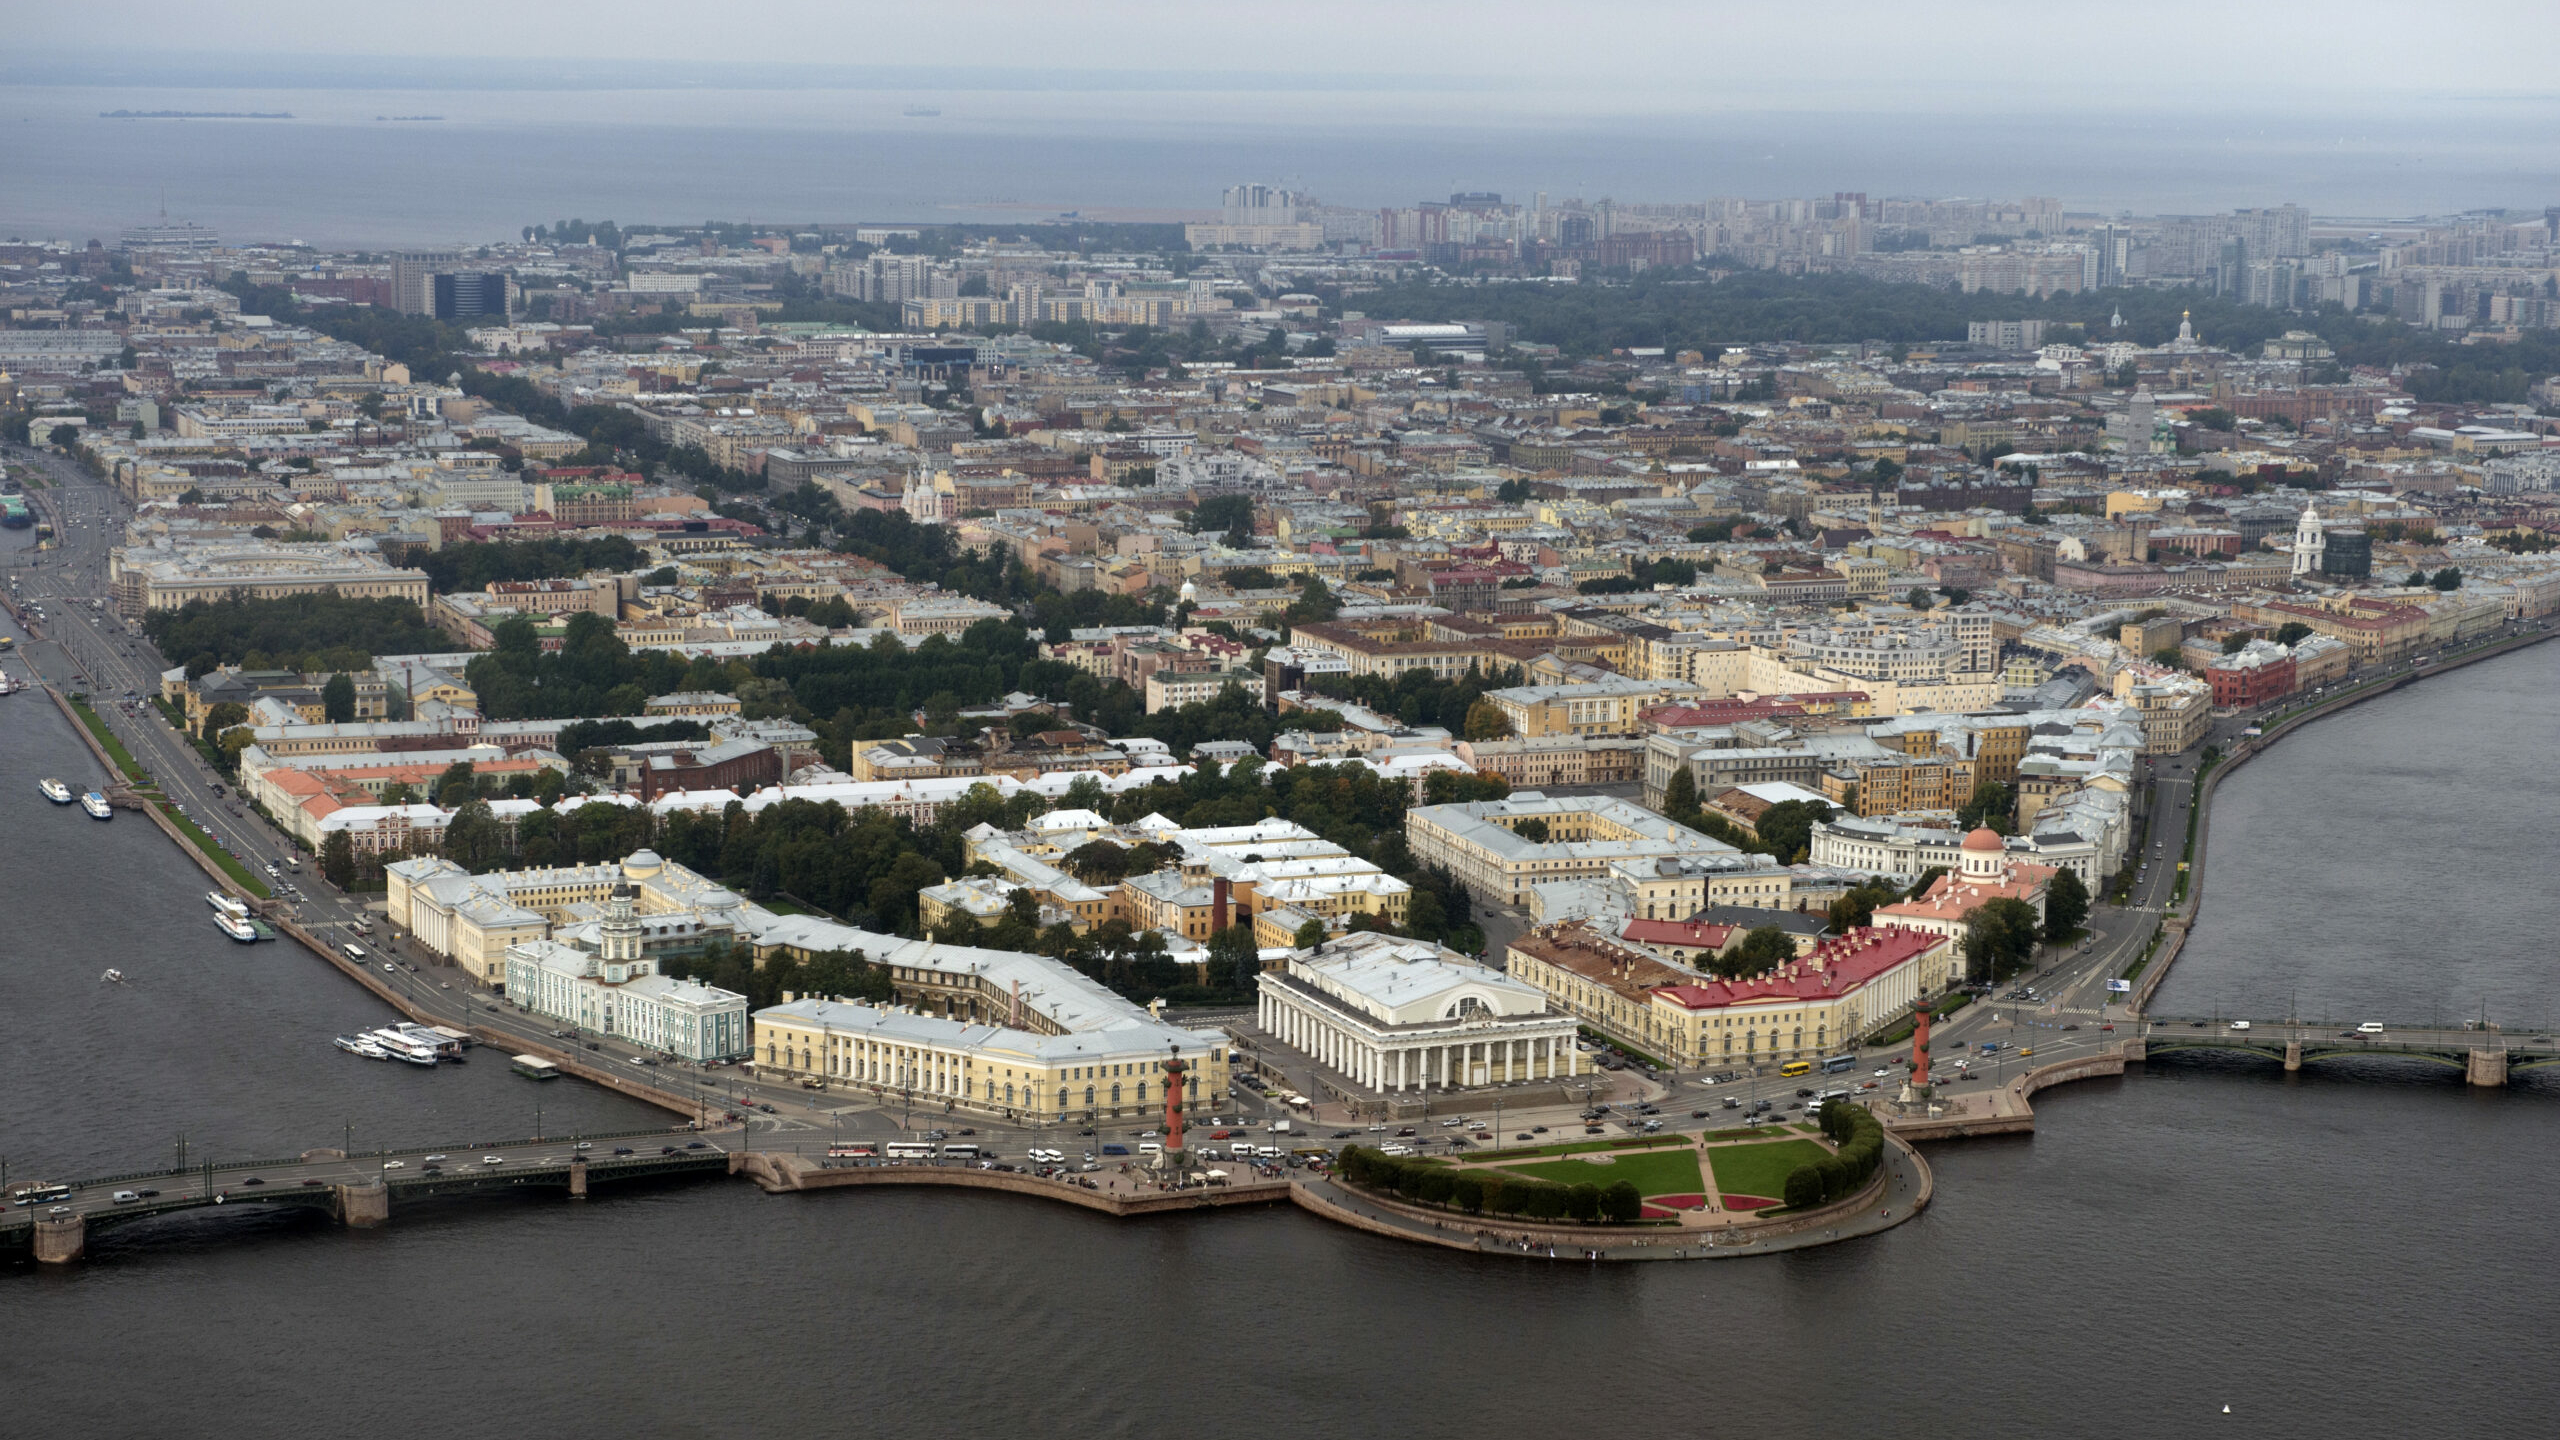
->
[1827,879,1904,932]
[1709,926,1797,979]
[2043,867,2090,943]
[321,830,356,888]
[322,672,357,724]
[1062,839,1130,884]
[200,699,250,740]
[1512,817,1551,844]
[1962,897,2042,982]
[444,798,505,872]
[1660,767,1699,817]
[1292,917,1329,949]
[380,781,416,806]
[1956,781,2012,834]
[1753,798,1832,865]
[1462,699,1514,741]
[434,759,478,805]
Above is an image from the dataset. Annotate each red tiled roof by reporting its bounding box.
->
[1650,925,1945,1012]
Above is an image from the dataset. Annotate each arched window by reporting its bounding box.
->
[1110,1083,1122,1106]
[1085,1086,1096,1107]
[1445,995,1490,1021]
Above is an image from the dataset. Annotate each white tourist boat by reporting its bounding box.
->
[206,890,250,918]
[80,788,112,820]
[213,910,259,942]
[39,777,72,804]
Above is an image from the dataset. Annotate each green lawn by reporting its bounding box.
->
[1707,1138,1831,1201]
[68,697,151,785]
[159,802,271,899]
[1468,1134,1692,1161]
[1504,1146,1703,1197]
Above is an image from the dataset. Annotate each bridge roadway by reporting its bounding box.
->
[2136,1018,2554,1084]
[2,1126,741,1263]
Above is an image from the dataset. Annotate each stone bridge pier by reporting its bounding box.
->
[569,1158,588,1199]
[2285,1042,2302,1071]
[335,1181,391,1228]
[2467,1048,2509,1088]
[33,1212,85,1264]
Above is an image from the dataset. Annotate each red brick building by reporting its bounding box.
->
[2206,641,2296,708]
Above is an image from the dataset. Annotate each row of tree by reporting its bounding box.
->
[145,593,448,678]
[1337,1145,1645,1223]
[1780,1099,1887,1209]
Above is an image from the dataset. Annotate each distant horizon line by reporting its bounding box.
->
[8,49,2558,111]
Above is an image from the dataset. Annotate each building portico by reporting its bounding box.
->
[1254,932,1584,1099]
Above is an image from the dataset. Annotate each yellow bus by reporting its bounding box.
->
[1779,1060,1814,1078]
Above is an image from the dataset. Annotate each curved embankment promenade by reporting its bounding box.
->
[736,1139,1933,1262]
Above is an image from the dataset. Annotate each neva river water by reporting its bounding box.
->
[6,645,2560,1437]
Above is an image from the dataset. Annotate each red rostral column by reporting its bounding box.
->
[1162,1046,1188,1154]
[1911,1003,1933,1088]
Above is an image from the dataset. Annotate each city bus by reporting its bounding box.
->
[882,1141,936,1161]
[826,1142,879,1159]
[10,1182,71,1206]
[939,1143,982,1161]
[1780,1060,1814,1078]
[1821,1054,1858,1074]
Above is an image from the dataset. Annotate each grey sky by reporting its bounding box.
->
[17,1,2559,109]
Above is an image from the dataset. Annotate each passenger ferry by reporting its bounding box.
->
[212,910,259,942]
[80,788,113,820]
[365,1028,440,1066]
[336,1035,392,1060]
[39,777,72,804]
[206,890,250,918]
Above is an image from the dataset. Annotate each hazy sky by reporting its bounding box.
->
[17,1,2560,110]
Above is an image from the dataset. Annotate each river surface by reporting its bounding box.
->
[5,642,2558,1438]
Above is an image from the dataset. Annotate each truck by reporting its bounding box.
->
[1268,1119,1292,1135]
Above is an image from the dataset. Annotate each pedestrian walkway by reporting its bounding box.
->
[1290,1135,1929,1262]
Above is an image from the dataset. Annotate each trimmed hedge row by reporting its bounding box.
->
[1338,1146,1644,1224]
[1781,1101,1888,1210]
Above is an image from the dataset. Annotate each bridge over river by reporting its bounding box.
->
[1,1125,737,1263]
[2133,1018,2560,1086]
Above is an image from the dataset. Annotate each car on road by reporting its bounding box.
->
[612,1147,634,1156]
[112,1190,140,1204]
[136,1188,158,1198]
[382,1160,405,1170]
[573,1141,592,1151]
[481,1155,505,1165]
[1872,1068,1891,1077]
[422,1155,446,1162]
[685,1141,706,1150]
[242,1177,264,1186]
[2357,1021,2385,1035]
[1394,1127,1416,1137]
[2229,1020,2252,1031]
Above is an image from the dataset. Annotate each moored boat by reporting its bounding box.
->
[213,910,259,942]
[80,789,112,820]
[206,890,250,918]
[39,778,72,804]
